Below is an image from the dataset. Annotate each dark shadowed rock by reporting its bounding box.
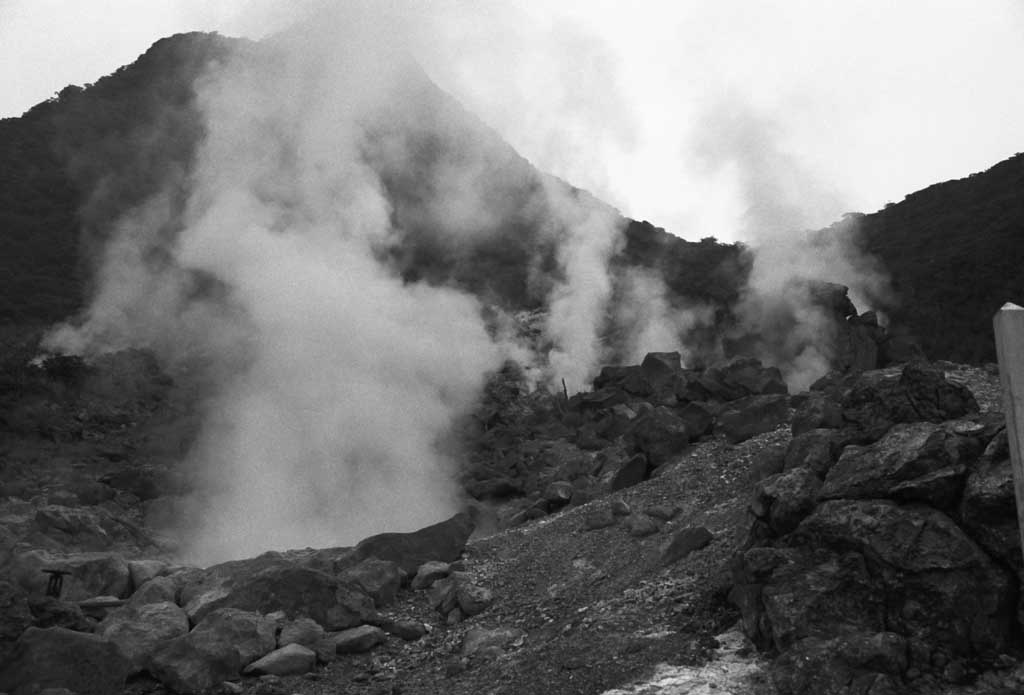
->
[716,394,790,444]
[661,526,713,565]
[819,422,965,505]
[352,512,474,575]
[98,600,189,672]
[278,617,324,649]
[796,499,1014,657]
[750,468,822,537]
[0,626,130,695]
[456,583,494,617]
[784,428,840,478]
[340,558,402,607]
[676,401,715,438]
[242,643,316,676]
[791,392,844,437]
[332,625,385,654]
[960,456,1022,570]
[730,547,885,651]
[610,454,649,491]
[26,596,94,631]
[0,580,32,664]
[630,407,690,466]
[770,631,908,695]
[582,504,617,531]
[376,616,428,641]
[184,564,374,630]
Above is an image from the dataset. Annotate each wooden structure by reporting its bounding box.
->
[993,302,1024,561]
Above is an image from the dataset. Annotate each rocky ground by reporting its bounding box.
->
[2,324,1024,695]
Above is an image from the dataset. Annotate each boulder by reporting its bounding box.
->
[278,617,325,649]
[730,547,885,651]
[716,394,790,444]
[960,456,1021,569]
[791,392,844,437]
[456,583,494,617]
[127,575,177,607]
[750,468,822,537]
[189,608,277,666]
[410,561,451,590]
[717,357,788,397]
[796,499,1015,657]
[183,564,374,630]
[541,481,574,508]
[0,626,130,695]
[10,550,131,600]
[25,596,93,631]
[378,618,427,641]
[661,526,713,565]
[242,643,316,676]
[770,632,908,695]
[610,454,649,491]
[582,504,617,531]
[98,600,189,672]
[148,633,241,695]
[630,407,691,465]
[624,514,660,537]
[331,625,385,654]
[127,559,169,590]
[340,558,402,608]
[784,428,841,478]
[819,422,965,506]
[427,576,460,616]
[676,401,715,438]
[350,512,474,575]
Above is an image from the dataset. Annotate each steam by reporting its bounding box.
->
[692,98,892,389]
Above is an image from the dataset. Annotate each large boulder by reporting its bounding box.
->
[98,600,189,672]
[183,564,374,630]
[716,394,790,444]
[818,422,966,507]
[147,633,241,695]
[629,407,691,466]
[340,558,402,607]
[350,512,474,575]
[189,608,277,666]
[0,626,130,695]
[10,550,131,601]
[749,468,822,537]
[784,428,841,478]
[960,456,1021,570]
[791,392,844,437]
[796,499,1015,657]
[770,631,908,695]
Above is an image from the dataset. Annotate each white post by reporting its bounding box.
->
[993,302,1024,561]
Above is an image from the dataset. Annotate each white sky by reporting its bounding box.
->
[2,0,1023,241]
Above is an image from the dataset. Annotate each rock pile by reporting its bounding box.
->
[730,362,1020,692]
[0,513,479,694]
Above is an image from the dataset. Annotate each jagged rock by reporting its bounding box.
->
[791,392,844,437]
[730,547,885,651]
[676,401,715,439]
[819,422,966,507]
[350,512,474,575]
[696,367,749,402]
[127,559,169,590]
[750,468,822,537]
[610,454,649,491]
[456,583,493,617]
[770,631,908,695]
[340,558,402,608]
[784,428,841,478]
[716,394,790,444]
[841,363,978,440]
[427,576,459,615]
[188,608,276,666]
[960,456,1021,570]
[661,526,713,565]
[331,625,385,654]
[10,550,131,600]
[630,407,690,466]
[243,643,316,676]
[98,600,189,672]
[127,575,177,607]
[148,633,241,695]
[410,561,451,590]
[183,564,374,630]
[278,617,324,649]
[796,499,1015,657]
[0,626,130,695]
[717,357,788,397]
[461,627,525,658]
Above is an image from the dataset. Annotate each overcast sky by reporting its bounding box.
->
[2,0,1022,241]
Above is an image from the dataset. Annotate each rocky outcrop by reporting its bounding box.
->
[97,600,189,672]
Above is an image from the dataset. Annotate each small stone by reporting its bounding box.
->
[582,505,616,531]
[278,617,324,649]
[380,619,427,641]
[644,505,678,521]
[625,514,660,537]
[243,644,316,676]
[610,499,632,516]
[456,584,493,617]
[661,526,713,565]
